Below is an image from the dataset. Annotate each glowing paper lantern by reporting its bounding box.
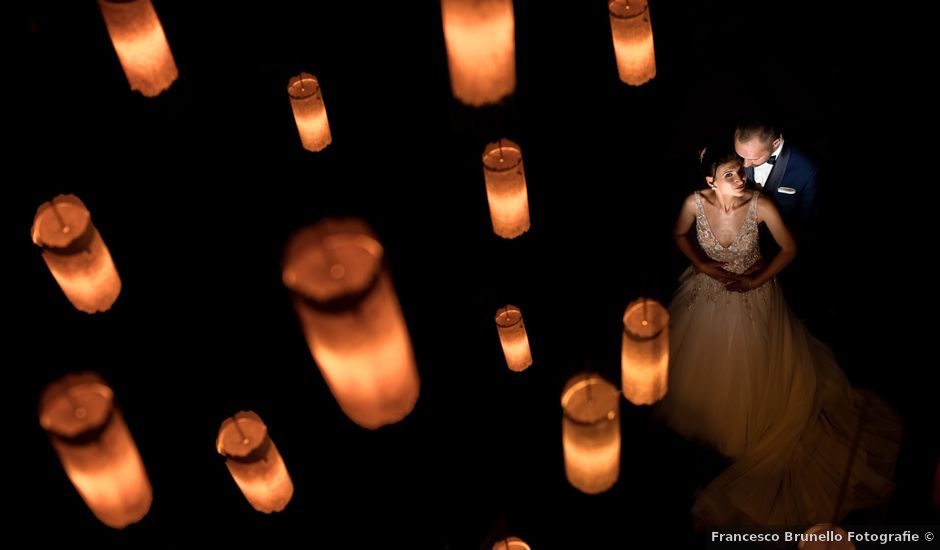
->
[31,194,122,313]
[495,304,532,372]
[97,0,178,97]
[482,139,530,239]
[39,372,152,529]
[799,524,855,549]
[441,0,516,106]
[492,537,531,550]
[608,0,656,86]
[620,298,668,405]
[288,72,332,152]
[216,411,293,513]
[282,218,420,429]
[561,373,620,494]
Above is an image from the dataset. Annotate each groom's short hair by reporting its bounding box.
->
[735,120,781,147]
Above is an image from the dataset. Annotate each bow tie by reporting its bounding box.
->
[765,155,778,165]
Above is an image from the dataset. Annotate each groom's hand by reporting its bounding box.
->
[695,261,737,284]
[725,276,758,293]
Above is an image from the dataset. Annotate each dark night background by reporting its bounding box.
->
[8,1,936,548]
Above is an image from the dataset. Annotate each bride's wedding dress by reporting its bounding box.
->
[659,190,902,526]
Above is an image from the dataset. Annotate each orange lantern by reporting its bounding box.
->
[620,298,668,405]
[282,218,420,429]
[440,0,516,106]
[492,537,531,550]
[217,411,293,513]
[97,0,178,97]
[31,194,122,313]
[561,373,620,494]
[288,72,332,152]
[495,305,532,372]
[608,0,656,86]
[798,524,855,549]
[482,139,530,239]
[39,372,152,529]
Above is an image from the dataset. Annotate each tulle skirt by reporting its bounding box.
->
[659,268,902,526]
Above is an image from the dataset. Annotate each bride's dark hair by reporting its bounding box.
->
[699,143,742,180]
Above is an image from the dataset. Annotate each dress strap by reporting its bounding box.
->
[749,190,760,221]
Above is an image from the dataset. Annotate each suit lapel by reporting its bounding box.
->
[763,144,790,194]
[745,166,756,189]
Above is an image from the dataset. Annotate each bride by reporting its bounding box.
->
[658,143,902,526]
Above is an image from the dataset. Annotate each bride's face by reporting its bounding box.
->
[708,160,747,198]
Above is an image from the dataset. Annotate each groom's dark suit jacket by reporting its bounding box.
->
[749,143,822,316]
[746,143,819,241]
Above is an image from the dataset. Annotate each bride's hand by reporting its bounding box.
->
[695,261,737,284]
[725,275,759,293]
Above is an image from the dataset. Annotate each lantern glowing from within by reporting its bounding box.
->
[492,537,532,550]
[482,139,530,239]
[608,0,656,86]
[97,0,178,97]
[561,373,620,494]
[39,372,152,529]
[495,305,532,372]
[621,298,668,405]
[216,411,293,513]
[282,218,420,429]
[798,524,855,550]
[31,194,122,313]
[441,0,516,106]
[288,73,332,152]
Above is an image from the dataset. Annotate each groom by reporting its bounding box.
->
[734,119,819,243]
[734,119,821,318]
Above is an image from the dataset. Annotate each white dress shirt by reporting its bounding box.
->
[754,139,784,187]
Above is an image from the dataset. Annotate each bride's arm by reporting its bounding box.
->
[730,195,797,291]
[674,194,735,283]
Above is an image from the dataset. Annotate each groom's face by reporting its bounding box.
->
[735,138,774,168]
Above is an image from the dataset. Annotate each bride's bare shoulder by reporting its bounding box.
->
[697,188,716,205]
[755,192,783,221]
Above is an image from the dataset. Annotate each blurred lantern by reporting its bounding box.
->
[97,0,178,97]
[561,373,620,494]
[31,194,122,313]
[492,537,531,550]
[482,139,530,239]
[288,72,332,152]
[799,524,855,549]
[216,411,293,513]
[608,0,656,86]
[440,0,516,106]
[282,218,420,429]
[39,372,152,529]
[495,304,532,372]
[620,298,668,405]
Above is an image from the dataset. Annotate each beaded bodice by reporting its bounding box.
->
[695,190,762,275]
